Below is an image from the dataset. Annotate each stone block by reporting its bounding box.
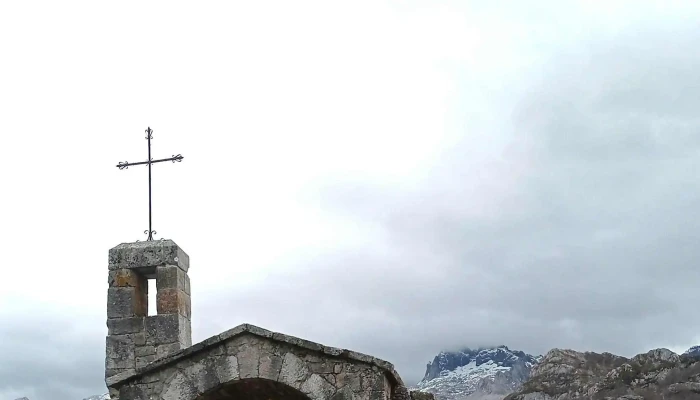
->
[107,287,147,318]
[156,343,183,359]
[259,345,284,381]
[359,371,372,391]
[301,373,337,400]
[134,332,146,346]
[279,352,310,389]
[181,315,192,346]
[272,332,323,352]
[156,265,187,290]
[215,355,239,383]
[247,324,274,338]
[306,355,335,374]
[107,317,145,335]
[161,372,198,400]
[108,269,148,289]
[135,345,155,357]
[324,374,337,386]
[361,373,386,392]
[109,240,189,272]
[241,333,262,347]
[237,342,261,379]
[145,314,175,346]
[336,373,362,392]
[323,346,344,357]
[331,386,356,400]
[346,350,376,365]
[184,360,220,394]
[145,314,177,344]
[106,335,135,370]
[354,390,372,400]
[156,288,190,318]
[145,314,189,346]
[178,314,192,347]
[218,325,248,342]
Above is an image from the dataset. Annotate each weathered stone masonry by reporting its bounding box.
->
[108,323,411,400]
[106,240,192,381]
[105,240,430,400]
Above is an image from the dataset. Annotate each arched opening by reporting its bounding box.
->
[197,378,312,400]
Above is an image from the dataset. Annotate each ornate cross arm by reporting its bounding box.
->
[116,154,184,169]
[115,127,183,241]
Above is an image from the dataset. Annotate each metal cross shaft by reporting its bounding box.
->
[116,127,183,241]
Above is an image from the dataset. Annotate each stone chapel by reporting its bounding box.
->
[105,240,430,400]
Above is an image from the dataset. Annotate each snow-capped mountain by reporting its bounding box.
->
[682,345,700,358]
[414,346,539,400]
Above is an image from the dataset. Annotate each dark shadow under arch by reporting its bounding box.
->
[197,378,312,400]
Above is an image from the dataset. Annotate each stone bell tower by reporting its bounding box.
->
[105,240,192,382]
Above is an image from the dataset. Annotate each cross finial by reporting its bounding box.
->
[116,127,184,241]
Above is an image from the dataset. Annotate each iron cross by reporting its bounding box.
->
[116,127,184,241]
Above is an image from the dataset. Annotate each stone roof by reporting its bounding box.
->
[110,323,405,388]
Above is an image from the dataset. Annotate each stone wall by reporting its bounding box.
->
[106,240,192,381]
[109,324,407,400]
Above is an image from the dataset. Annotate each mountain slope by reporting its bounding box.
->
[415,346,540,400]
[505,346,700,400]
[683,346,700,358]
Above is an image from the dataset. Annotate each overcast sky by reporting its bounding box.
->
[2,1,700,399]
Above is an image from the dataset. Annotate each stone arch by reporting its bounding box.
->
[159,348,343,400]
[111,325,408,400]
[196,377,312,400]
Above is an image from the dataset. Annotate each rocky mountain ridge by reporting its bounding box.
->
[683,346,700,358]
[505,346,700,400]
[414,346,540,400]
[23,346,700,400]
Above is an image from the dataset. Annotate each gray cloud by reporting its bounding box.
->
[191,20,700,386]
[5,5,700,400]
[0,312,106,400]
